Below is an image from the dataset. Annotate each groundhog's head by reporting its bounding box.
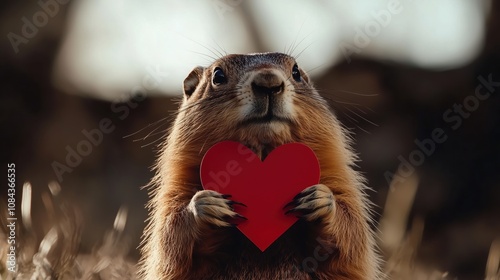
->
[177,52,336,156]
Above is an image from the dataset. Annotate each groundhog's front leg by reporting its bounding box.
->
[285,184,379,279]
[285,184,335,221]
[146,190,245,279]
[188,190,246,227]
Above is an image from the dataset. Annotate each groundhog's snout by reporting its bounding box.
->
[251,71,284,98]
[241,69,293,125]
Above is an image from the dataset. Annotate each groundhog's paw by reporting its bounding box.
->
[188,190,246,227]
[284,184,335,222]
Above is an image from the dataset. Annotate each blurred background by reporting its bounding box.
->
[1,0,499,279]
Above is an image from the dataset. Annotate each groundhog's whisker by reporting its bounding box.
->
[180,35,225,61]
[126,116,172,143]
[210,39,227,58]
[342,106,379,127]
[293,41,315,60]
[293,88,380,132]
[285,26,313,58]
[303,63,330,77]
[187,50,219,63]
[329,89,380,97]
[139,131,169,148]
[175,89,244,114]
[136,122,170,142]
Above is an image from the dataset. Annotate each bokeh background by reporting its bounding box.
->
[1,0,499,279]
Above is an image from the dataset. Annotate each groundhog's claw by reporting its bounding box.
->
[188,190,246,227]
[284,184,335,221]
[227,200,247,207]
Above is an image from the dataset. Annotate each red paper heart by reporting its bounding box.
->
[200,141,320,251]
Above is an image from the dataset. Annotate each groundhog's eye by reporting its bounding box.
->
[292,64,301,82]
[212,67,227,85]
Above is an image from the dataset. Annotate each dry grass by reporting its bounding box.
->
[486,239,500,280]
[0,182,137,280]
[1,179,498,280]
[379,170,452,279]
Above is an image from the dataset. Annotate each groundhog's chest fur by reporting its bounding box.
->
[189,222,321,279]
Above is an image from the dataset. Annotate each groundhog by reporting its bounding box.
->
[139,52,381,279]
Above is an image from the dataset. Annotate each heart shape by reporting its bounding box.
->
[200,141,320,251]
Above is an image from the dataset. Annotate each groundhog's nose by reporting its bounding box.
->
[251,72,284,96]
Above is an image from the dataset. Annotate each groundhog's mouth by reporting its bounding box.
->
[239,95,293,127]
[239,109,293,126]
[240,115,292,126]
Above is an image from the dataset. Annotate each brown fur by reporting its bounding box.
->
[139,52,382,279]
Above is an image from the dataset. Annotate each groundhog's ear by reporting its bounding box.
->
[183,66,205,97]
